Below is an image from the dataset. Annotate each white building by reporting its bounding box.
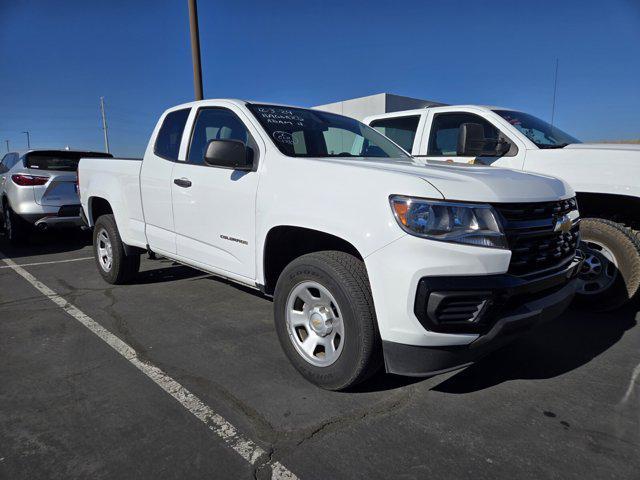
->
[313,93,444,121]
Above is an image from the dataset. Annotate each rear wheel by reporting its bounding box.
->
[2,202,29,245]
[93,214,140,284]
[575,218,640,311]
[273,251,382,390]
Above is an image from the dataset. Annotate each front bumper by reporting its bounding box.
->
[383,255,582,377]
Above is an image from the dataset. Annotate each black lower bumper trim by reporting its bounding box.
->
[414,255,583,334]
[385,262,580,377]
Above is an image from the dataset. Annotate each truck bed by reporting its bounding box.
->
[78,157,147,249]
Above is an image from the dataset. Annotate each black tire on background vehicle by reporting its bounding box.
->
[273,251,382,391]
[93,214,140,284]
[575,218,640,311]
[2,202,29,245]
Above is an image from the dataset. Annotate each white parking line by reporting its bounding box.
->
[0,256,93,269]
[0,254,297,480]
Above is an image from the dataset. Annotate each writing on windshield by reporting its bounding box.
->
[247,104,408,158]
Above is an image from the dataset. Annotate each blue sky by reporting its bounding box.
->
[1,0,639,157]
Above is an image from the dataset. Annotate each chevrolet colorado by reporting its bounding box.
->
[79,99,582,390]
[365,106,639,310]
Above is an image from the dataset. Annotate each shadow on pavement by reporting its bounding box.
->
[134,263,208,284]
[0,228,92,258]
[432,305,638,394]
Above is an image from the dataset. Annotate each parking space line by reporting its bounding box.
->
[0,256,93,269]
[0,253,297,480]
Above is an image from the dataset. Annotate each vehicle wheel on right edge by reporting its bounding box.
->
[575,218,640,311]
[93,214,140,285]
[3,202,29,245]
[273,251,383,391]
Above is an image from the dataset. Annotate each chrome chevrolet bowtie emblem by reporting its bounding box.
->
[554,214,572,234]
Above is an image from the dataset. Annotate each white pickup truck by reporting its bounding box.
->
[365,106,640,311]
[79,99,582,390]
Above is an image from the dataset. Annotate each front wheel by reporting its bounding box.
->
[93,214,140,284]
[575,218,640,311]
[273,251,382,391]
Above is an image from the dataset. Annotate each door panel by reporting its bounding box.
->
[140,108,191,254]
[171,106,259,279]
[141,156,176,254]
[171,165,257,277]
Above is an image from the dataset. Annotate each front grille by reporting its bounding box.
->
[58,204,81,217]
[494,198,579,276]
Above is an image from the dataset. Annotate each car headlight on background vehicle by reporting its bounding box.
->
[389,196,506,249]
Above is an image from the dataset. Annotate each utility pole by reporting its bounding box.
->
[4,140,9,152]
[100,96,110,154]
[188,0,204,100]
[550,58,559,127]
[22,131,31,149]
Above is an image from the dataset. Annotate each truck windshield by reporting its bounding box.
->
[494,110,580,149]
[24,151,113,171]
[247,104,409,158]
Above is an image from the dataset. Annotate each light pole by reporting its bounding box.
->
[22,131,31,149]
[5,140,9,152]
[187,0,204,100]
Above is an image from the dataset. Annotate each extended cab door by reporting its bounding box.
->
[140,107,191,254]
[170,105,261,280]
[415,108,525,169]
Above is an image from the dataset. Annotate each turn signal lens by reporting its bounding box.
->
[11,174,49,186]
[392,201,409,225]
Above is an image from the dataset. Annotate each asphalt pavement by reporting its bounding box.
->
[1,229,638,479]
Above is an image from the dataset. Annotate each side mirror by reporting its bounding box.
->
[457,123,486,157]
[204,139,253,171]
[457,123,511,157]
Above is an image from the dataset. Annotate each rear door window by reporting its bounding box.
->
[370,116,420,152]
[154,108,191,161]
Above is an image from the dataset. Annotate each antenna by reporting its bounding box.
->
[550,58,559,126]
[100,97,110,154]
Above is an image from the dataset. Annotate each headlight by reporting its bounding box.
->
[390,196,506,249]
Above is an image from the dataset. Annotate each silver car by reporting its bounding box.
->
[0,149,112,244]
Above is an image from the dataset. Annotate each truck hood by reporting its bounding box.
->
[564,143,640,152]
[327,157,572,203]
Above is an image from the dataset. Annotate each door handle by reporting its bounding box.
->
[173,178,192,188]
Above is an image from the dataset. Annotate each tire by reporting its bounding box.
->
[2,202,29,245]
[575,218,640,311]
[93,214,140,284]
[273,251,382,390]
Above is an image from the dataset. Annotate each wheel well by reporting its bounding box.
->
[89,197,113,224]
[576,192,640,229]
[262,226,363,295]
